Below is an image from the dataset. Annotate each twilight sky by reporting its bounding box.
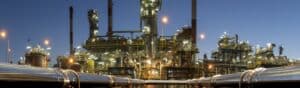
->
[0,0,299,65]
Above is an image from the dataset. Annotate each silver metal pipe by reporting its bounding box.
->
[144,80,189,85]
[249,66,300,88]
[196,66,300,88]
[0,63,121,88]
[0,63,68,88]
[2,63,300,88]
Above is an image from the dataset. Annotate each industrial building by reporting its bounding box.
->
[52,0,292,80]
[81,0,198,79]
[202,33,291,77]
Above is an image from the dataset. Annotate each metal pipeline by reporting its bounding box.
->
[2,63,300,88]
[0,63,70,88]
[196,66,300,88]
[0,63,193,87]
[144,80,189,85]
[248,66,300,88]
[0,63,130,88]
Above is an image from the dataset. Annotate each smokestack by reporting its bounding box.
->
[192,0,197,44]
[69,6,74,55]
[235,34,238,44]
[108,0,113,38]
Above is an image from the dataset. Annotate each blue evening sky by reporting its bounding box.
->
[0,0,299,65]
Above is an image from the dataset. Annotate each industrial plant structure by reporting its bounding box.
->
[202,33,291,77]
[82,0,198,79]
[23,45,50,68]
[58,0,292,79]
[0,0,298,88]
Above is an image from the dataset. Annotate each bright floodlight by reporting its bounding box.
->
[26,46,32,49]
[200,33,206,40]
[8,48,11,52]
[76,46,82,49]
[0,31,6,38]
[69,58,74,64]
[44,39,50,46]
[146,59,152,65]
[162,16,168,24]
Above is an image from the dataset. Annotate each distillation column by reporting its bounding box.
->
[140,0,161,58]
[88,10,99,39]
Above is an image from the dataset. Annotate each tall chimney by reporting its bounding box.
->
[69,6,74,55]
[192,0,197,44]
[108,0,113,38]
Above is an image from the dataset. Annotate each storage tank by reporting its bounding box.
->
[25,45,49,67]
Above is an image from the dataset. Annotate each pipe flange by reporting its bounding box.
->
[108,75,115,87]
[55,69,70,88]
[65,70,80,88]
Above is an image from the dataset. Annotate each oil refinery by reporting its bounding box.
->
[0,0,300,88]
[55,0,199,80]
[56,0,290,79]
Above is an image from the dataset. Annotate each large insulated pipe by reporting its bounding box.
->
[192,0,197,44]
[0,64,194,88]
[196,66,300,88]
[4,63,300,88]
[197,73,243,88]
[0,63,75,88]
[69,6,74,55]
[0,63,137,88]
[247,66,300,88]
[108,0,113,38]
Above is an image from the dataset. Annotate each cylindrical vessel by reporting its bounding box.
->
[196,66,300,88]
[25,45,49,68]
